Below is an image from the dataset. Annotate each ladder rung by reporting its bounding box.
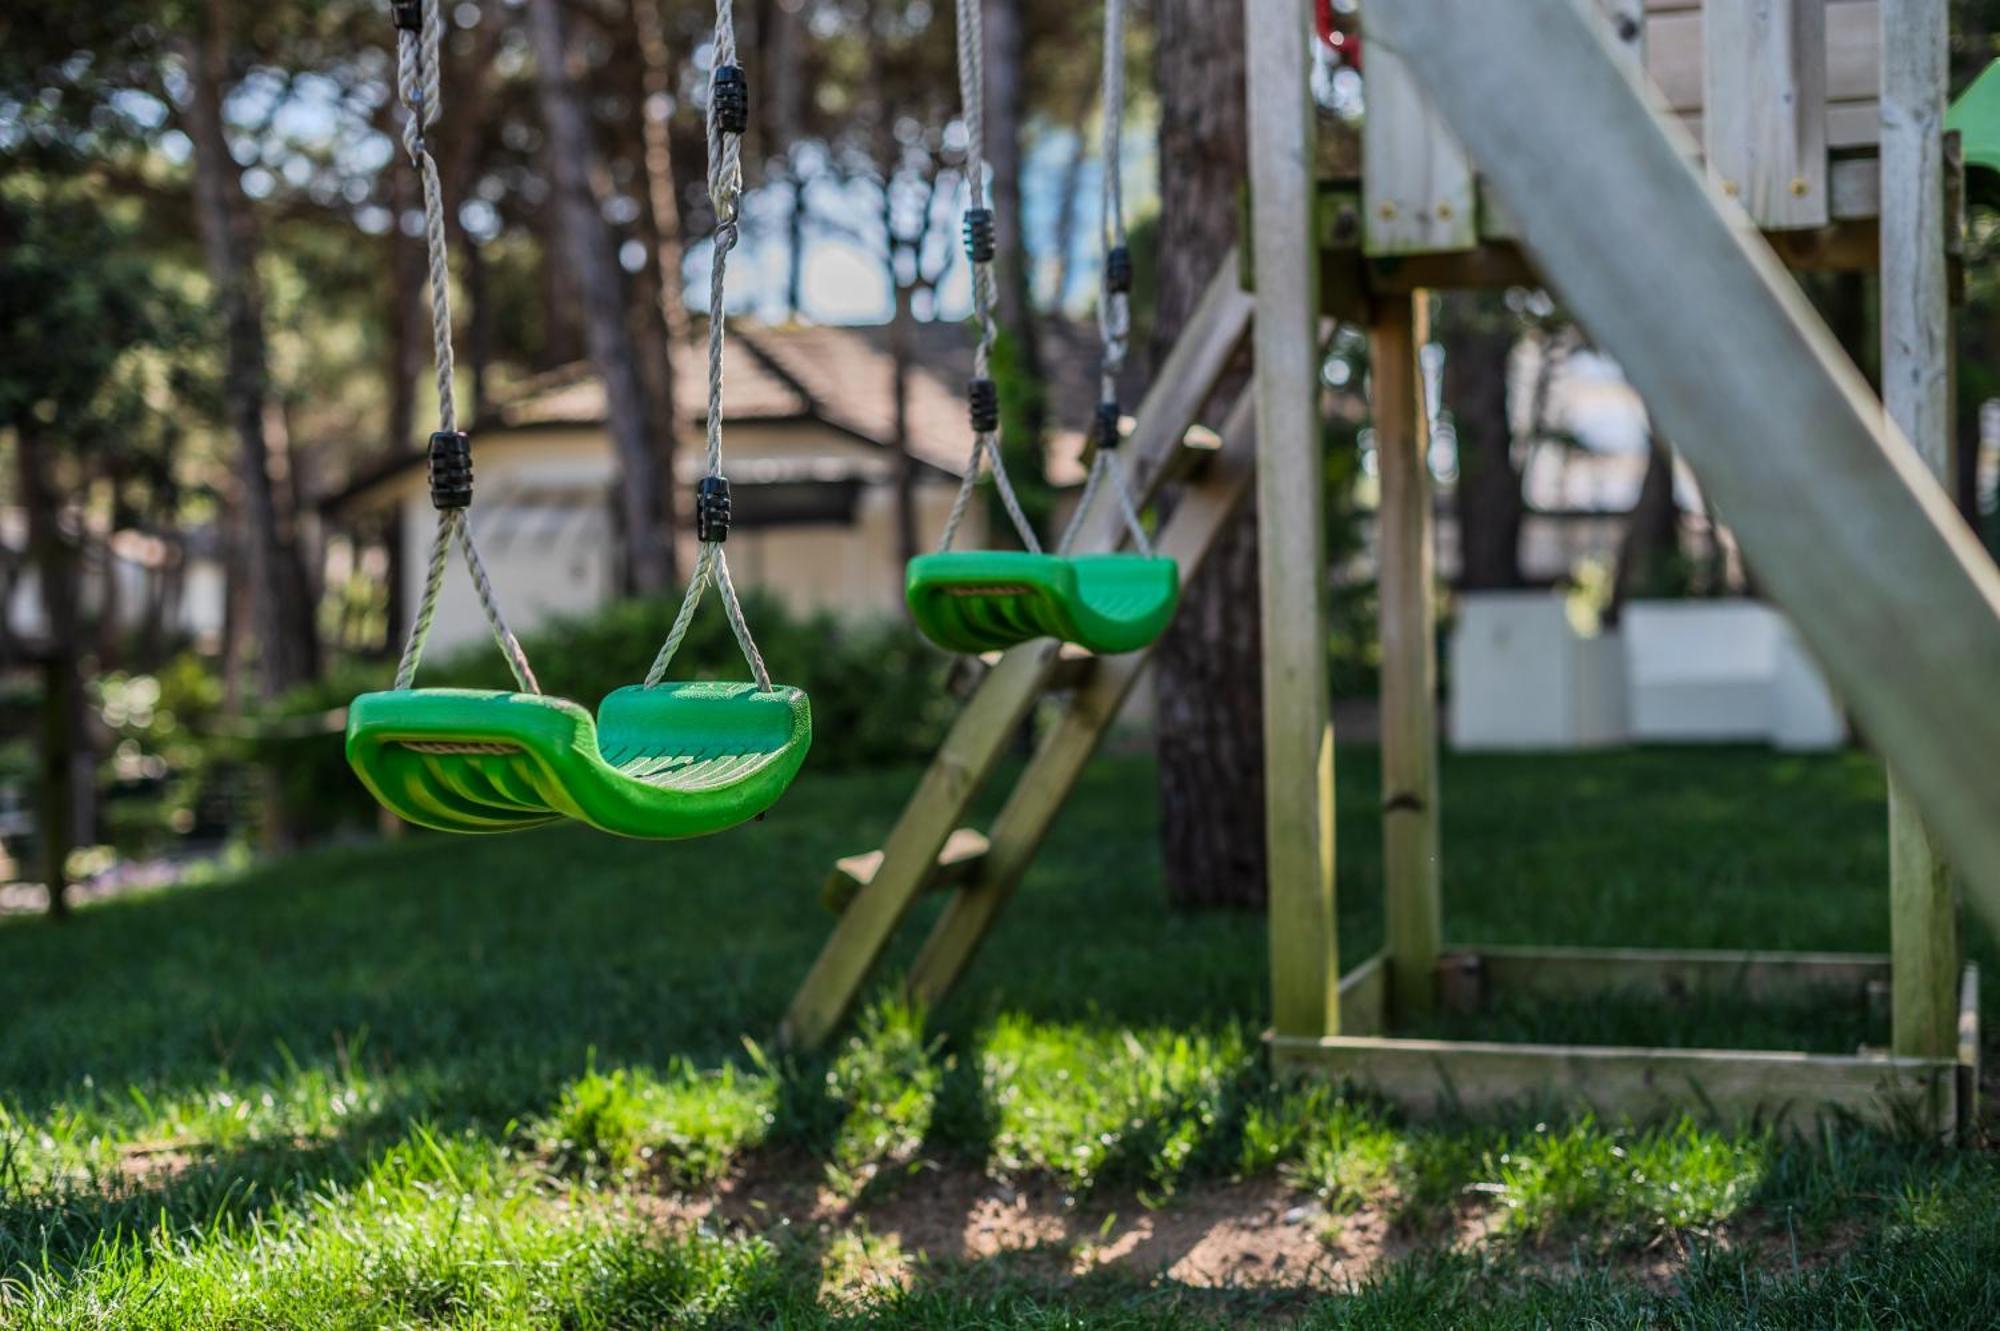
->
[821,826,991,914]
[1152,424,1223,490]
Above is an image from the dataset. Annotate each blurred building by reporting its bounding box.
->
[324,322,1108,653]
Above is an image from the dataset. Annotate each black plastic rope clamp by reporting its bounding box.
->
[1094,402,1122,450]
[713,65,749,136]
[968,378,1000,434]
[696,475,733,542]
[963,208,996,264]
[1105,245,1133,294]
[428,431,472,510]
[392,0,423,31]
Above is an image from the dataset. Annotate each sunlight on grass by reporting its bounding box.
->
[535,1058,777,1187]
[978,1017,1259,1195]
[5,1127,783,1330]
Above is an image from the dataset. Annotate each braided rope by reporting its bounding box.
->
[391,0,538,693]
[937,0,1041,554]
[644,0,773,692]
[1056,0,1152,559]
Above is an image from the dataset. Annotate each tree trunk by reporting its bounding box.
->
[182,0,317,696]
[890,277,919,567]
[982,0,1039,381]
[631,0,687,581]
[1151,0,1266,910]
[15,428,86,921]
[768,0,808,318]
[1044,83,1096,313]
[527,0,673,595]
[1608,435,1681,621]
[1438,296,1522,590]
[387,104,427,456]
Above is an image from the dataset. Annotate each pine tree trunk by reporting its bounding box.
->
[15,428,85,920]
[182,0,317,697]
[527,0,673,595]
[1151,0,1268,911]
[1608,436,1681,621]
[1438,297,1522,591]
[890,279,919,567]
[1043,82,1096,313]
[982,0,1039,382]
[631,0,687,581]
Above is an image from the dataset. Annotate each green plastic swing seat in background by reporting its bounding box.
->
[345,681,812,838]
[905,549,1179,655]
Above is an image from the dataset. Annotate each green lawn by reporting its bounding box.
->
[1,746,1995,1327]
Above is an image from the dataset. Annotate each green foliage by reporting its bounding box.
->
[92,654,236,855]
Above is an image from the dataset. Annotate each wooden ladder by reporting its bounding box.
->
[780,257,1259,1050]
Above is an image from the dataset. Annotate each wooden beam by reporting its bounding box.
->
[780,255,1254,1050]
[1359,25,1476,254]
[779,640,1060,1049]
[1336,952,1390,1038]
[1268,1031,1954,1129]
[1463,945,1891,1004]
[905,395,1259,1009]
[1247,0,1339,1041]
[1366,0,2000,943]
[1704,0,1830,228]
[1372,296,1442,1022]
[1881,0,1961,1068]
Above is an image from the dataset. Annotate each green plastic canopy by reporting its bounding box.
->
[1949,60,2000,206]
[905,550,1179,655]
[345,681,811,839]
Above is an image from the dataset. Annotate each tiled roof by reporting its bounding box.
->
[323,320,1116,513]
[496,320,1117,485]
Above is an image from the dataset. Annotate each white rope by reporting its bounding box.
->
[644,0,773,692]
[391,0,538,693]
[937,0,1041,554]
[1055,0,1152,559]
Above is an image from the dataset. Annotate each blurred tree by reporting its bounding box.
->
[180,0,321,696]
[526,0,675,594]
[1148,0,1267,911]
[0,185,194,917]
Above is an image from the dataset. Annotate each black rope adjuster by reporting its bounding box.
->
[696,475,733,542]
[1104,245,1132,294]
[428,431,473,510]
[1094,402,1122,450]
[968,378,1000,434]
[391,0,424,31]
[713,65,749,136]
[963,208,996,264]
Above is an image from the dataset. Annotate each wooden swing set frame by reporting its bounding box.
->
[785,0,1994,1138]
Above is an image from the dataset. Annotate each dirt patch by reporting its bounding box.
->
[638,1164,1401,1292]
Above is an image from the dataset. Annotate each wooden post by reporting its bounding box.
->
[1881,0,1960,1067]
[1365,0,2000,941]
[1703,0,1830,229]
[1372,296,1442,1021]
[1247,0,1338,1040]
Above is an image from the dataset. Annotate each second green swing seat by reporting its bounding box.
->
[345,680,811,839]
[905,550,1179,655]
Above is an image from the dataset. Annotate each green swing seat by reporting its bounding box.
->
[345,680,811,839]
[905,550,1179,655]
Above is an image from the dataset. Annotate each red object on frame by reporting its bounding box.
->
[1315,0,1361,69]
